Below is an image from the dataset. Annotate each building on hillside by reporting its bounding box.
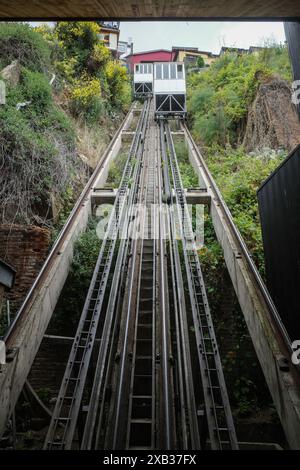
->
[125,49,175,72]
[98,21,120,58]
[219,46,248,56]
[220,46,266,56]
[249,46,265,55]
[172,47,218,66]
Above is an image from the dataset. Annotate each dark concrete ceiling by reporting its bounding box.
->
[0,0,300,20]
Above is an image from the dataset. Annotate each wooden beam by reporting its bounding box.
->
[0,1,300,20]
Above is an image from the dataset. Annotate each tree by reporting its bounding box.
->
[197,56,205,68]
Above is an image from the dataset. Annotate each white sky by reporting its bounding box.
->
[119,21,286,54]
[28,21,286,55]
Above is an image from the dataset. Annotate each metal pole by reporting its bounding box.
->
[284,21,300,117]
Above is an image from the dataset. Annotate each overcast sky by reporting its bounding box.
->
[28,21,286,55]
[119,21,286,54]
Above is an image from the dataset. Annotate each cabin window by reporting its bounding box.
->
[177,64,183,79]
[170,63,177,79]
[136,65,140,73]
[163,63,169,79]
[156,64,162,79]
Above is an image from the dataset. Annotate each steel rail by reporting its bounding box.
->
[159,121,200,449]
[111,98,151,449]
[165,122,238,450]
[93,255,131,449]
[125,160,155,449]
[80,101,151,450]
[109,100,172,450]
[182,124,298,373]
[157,123,172,449]
[80,234,131,449]
[3,103,136,346]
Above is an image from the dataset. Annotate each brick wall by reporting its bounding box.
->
[0,224,51,309]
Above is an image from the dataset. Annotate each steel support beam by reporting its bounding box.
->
[91,188,211,208]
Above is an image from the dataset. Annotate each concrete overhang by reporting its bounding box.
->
[0,1,300,20]
[91,188,211,208]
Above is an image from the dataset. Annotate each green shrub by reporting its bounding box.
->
[199,211,273,415]
[205,146,284,273]
[105,152,128,188]
[0,23,50,72]
[50,21,132,120]
[0,62,79,226]
[50,217,102,333]
[70,75,104,123]
[174,140,199,187]
[54,22,100,74]
[105,61,131,111]
[197,56,205,68]
[21,68,52,110]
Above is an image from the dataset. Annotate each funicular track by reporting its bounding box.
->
[39,104,238,450]
[161,121,238,450]
[2,96,241,450]
[3,95,300,449]
[104,103,174,450]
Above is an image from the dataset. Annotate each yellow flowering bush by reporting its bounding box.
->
[104,61,130,109]
[105,61,127,82]
[55,22,100,43]
[71,76,101,106]
[55,57,78,82]
[92,43,111,66]
[32,21,132,121]
[70,75,103,122]
[34,25,55,43]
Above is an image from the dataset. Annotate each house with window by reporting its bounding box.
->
[219,45,265,56]
[98,21,120,58]
[172,47,218,66]
[219,46,248,56]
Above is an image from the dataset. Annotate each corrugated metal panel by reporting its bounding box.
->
[257,144,300,340]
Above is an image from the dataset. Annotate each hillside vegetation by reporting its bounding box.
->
[185,45,294,423]
[0,22,131,227]
[188,44,292,147]
[187,44,293,273]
